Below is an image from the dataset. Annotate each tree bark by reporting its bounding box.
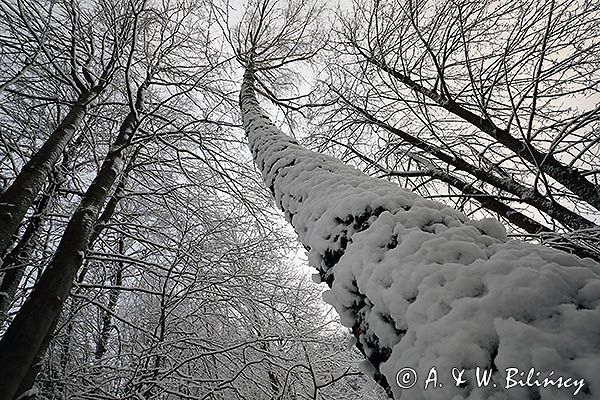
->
[13,315,60,400]
[0,83,146,399]
[0,90,96,260]
[0,181,55,324]
[240,65,600,399]
[14,166,131,399]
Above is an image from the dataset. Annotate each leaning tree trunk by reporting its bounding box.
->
[344,99,598,232]
[240,65,600,399]
[0,133,84,326]
[0,180,54,325]
[13,168,132,400]
[0,83,147,400]
[0,90,97,259]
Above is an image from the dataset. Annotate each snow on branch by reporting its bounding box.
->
[240,66,600,399]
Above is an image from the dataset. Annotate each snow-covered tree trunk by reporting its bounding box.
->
[240,65,600,399]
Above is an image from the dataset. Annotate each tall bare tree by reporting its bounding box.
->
[235,0,600,398]
[0,0,217,394]
[0,0,129,258]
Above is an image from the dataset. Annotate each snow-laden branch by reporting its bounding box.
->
[240,66,600,399]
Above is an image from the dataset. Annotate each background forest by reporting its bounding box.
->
[0,0,599,399]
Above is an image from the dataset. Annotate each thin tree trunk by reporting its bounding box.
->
[339,92,598,232]
[421,167,600,261]
[139,259,172,400]
[333,135,598,260]
[0,90,96,259]
[94,235,124,361]
[240,64,600,399]
[0,83,146,399]
[0,132,82,326]
[362,53,600,211]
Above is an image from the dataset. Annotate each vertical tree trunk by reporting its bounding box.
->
[95,235,124,361]
[0,83,146,399]
[0,90,96,259]
[240,65,600,399]
[139,260,171,400]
